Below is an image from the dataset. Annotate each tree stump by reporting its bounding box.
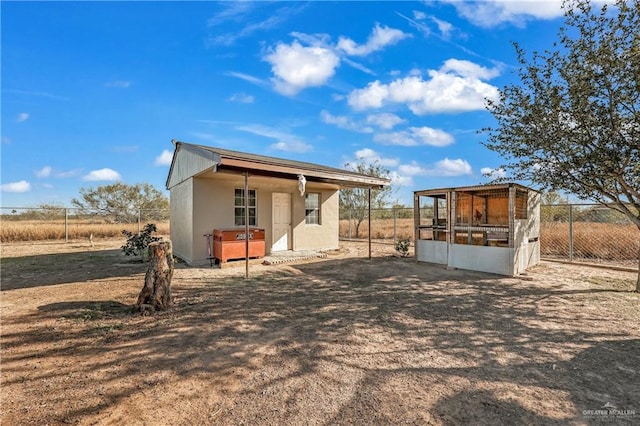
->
[135,241,174,314]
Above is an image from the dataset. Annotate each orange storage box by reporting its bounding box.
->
[213,228,266,263]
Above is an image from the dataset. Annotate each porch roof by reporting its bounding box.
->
[166,140,391,189]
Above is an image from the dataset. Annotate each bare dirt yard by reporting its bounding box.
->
[1,238,639,425]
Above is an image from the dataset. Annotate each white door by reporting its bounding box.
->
[272,193,291,252]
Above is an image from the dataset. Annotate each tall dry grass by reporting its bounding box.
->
[540,222,639,261]
[1,220,170,242]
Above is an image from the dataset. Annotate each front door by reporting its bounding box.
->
[272,192,291,252]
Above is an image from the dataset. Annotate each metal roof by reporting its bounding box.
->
[414,183,539,197]
[166,140,391,189]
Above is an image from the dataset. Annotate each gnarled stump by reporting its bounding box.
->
[135,241,174,314]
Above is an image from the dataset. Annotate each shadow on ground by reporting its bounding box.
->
[1,255,638,424]
[0,249,147,290]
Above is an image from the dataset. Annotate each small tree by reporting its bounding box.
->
[339,160,393,238]
[483,0,640,291]
[121,223,162,258]
[71,182,169,223]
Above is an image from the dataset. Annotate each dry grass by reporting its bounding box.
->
[340,219,639,264]
[540,222,639,262]
[0,220,170,242]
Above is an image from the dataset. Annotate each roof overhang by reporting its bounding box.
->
[167,141,390,189]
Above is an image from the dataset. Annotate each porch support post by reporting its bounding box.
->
[244,171,250,279]
[368,187,372,260]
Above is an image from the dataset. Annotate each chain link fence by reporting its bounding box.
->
[1,207,170,242]
[340,204,639,270]
[2,204,638,270]
[540,204,639,269]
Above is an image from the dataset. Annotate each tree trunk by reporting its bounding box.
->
[135,241,174,314]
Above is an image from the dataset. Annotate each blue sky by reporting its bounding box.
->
[2,1,572,207]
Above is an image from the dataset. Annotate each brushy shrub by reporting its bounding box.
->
[395,237,411,257]
[121,223,161,258]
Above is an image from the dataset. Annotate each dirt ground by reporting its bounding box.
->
[1,238,639,425]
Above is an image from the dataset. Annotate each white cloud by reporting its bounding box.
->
[481,167,507,178]
[229,93,255,104]
[17,112,29,122]
[347,59,500,114]
[264,40,340,96]
[374,126,455,147]
[353,148,399,168]
[105,80,132,88]
[155,150,173,166]
[431,16,454,40]
[440,58,501,79]
[337,23,411,56]
[395,158,472,178]
[433,158,473,176]
[35,166,52,178]
[82,168,121,181]
[366,112,406,129]
[270,141,312,153]
[446,0,565,27]
[398,162,428,176]
[389,171,414,187]
[0,180,31,193]
[320,110,373,133]
[237,124,313,153]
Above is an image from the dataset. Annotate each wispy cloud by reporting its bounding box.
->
[366,112,406,130]
[155,150,173,166]
[105,80,132,88]
[229,93,255,103]
[374,126,455,147]
[4,89,69,101]
[236,124,312,153]
[111,145,139,153]
[17,112,30,123]
[35,165,81,178]
[443,0,565,28]
[225,71,268,87]
[82,168,121,181]
[320,110,373,133]
[351,148,399,168]
[35,166,52,178]
[207,3,306,46]
[1,180,31,193]
[337,23,412,56]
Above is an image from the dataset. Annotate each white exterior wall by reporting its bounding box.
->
[169,178,194,263]
[416,240,448,265]
[448,245,515,275]
[182,173,338,265]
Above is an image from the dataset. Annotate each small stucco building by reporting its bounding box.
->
[166,141,390,265]
[414,183,541,276]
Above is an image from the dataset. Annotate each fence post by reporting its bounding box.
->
[348,210,352,240]
[393,207,397,245]
[138,209,141,234]
[568,204,574,262]
[64,208,68,242]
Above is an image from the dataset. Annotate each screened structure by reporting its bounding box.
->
[414,183,540,276]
